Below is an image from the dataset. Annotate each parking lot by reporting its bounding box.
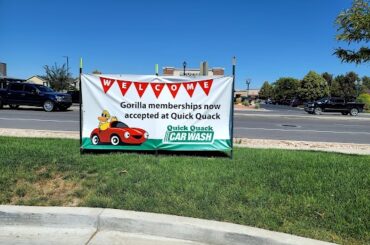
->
[0,104,369,144]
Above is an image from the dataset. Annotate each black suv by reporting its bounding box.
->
[304,97,364,116]
[0,82,72,112]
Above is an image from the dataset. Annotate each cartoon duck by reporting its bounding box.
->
[98,110,111,131]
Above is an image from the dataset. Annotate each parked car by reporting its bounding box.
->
[0,82,72,112]
[265,98,272,104]
[90,121,148,146]
[304,97,364,116]
[67,90,80,103]
[290,98,304,107]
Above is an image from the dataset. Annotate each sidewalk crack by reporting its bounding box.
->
[85,209,104,245]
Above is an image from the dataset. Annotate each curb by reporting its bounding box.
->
[234,112,370,121]
[0,205,336,245]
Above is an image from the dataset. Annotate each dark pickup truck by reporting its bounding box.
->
[0,82,72,112]
[304,97,364,116]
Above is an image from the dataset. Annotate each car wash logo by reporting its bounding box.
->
[163,125,214,144]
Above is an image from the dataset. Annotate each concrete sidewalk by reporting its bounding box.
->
[0,205,336,245]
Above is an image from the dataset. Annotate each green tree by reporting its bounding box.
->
[332,72,359,99]
[299,71,330,101]
[362,75,370,89]
[330,78,342,97]
[92,69,102,74]
[258,81,273,99]
[357,93,370,111]
[272,77,300,100]
[44,63,72,91]
[322,72,333,87]
[334,0,370,64]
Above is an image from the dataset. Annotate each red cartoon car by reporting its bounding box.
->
[90,121,148,145]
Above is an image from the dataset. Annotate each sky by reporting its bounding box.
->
[0,0,368,90]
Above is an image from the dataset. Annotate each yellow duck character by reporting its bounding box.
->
[98,110,111,131]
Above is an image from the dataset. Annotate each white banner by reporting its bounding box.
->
[81,74,233,151]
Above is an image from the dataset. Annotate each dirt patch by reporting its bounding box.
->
[234,138,370,155]
[11,171,82,206]
[0,128,78,139]
[234,104,266,111]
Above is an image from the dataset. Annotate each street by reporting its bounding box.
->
[0,104,369,144]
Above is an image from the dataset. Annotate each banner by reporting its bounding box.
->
[81,74,233,152]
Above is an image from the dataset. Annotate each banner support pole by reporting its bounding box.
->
[79,58,83,154]
[230,56,236,159]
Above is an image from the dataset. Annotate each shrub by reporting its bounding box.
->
[357,93,370,111]
[242,101,250,106]
[255,103,261,109]
[235,97,242,104]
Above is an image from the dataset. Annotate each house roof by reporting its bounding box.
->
[27,75,46,81]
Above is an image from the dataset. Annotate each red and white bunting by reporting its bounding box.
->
[100,77,116,93]
[182,82,197,98]
[99,77,213,98]
[150,83,166,98]
[199,79,213,96]
[116,80,132,96]
[166,83,182,98]
[134,82,149,98]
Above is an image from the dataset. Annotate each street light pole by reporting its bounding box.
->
[246,79,251,97]
[63,56,69,73]
[183,61,187,76]
[356,79,363,98]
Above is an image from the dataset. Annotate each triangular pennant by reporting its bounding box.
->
[99,77,116,93]
[134,82,149,98]
[166,83,182,98]
[199,79,213,96]
[116,80,132,96]
[150,83,165,98]
[182,82,197,97]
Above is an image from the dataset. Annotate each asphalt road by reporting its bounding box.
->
[0,104,369,144]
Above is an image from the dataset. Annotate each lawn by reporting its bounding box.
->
[0,136,369,245]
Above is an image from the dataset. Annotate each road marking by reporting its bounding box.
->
[235,127,370,135]
[0,117,78,123]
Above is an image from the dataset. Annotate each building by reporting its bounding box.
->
[0,63,7,77]
[234,89,260,99]
[26,76,49,86]
[0,62,26,89]
[163,62,224,77]
[0,76,26,89]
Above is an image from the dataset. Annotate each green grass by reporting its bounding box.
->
[0,136,369,245]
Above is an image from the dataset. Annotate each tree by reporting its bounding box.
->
[44,63,72,91]
[362,75,370,89]
[92,69,102,74]
[334,0,370,64]
[299,71,330,101]
[322,72,333,87]
[272,77,300,100]
[357,93,370,111]
[258,81,273,99]
[330,78,342,97]
[331,72,359,99]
